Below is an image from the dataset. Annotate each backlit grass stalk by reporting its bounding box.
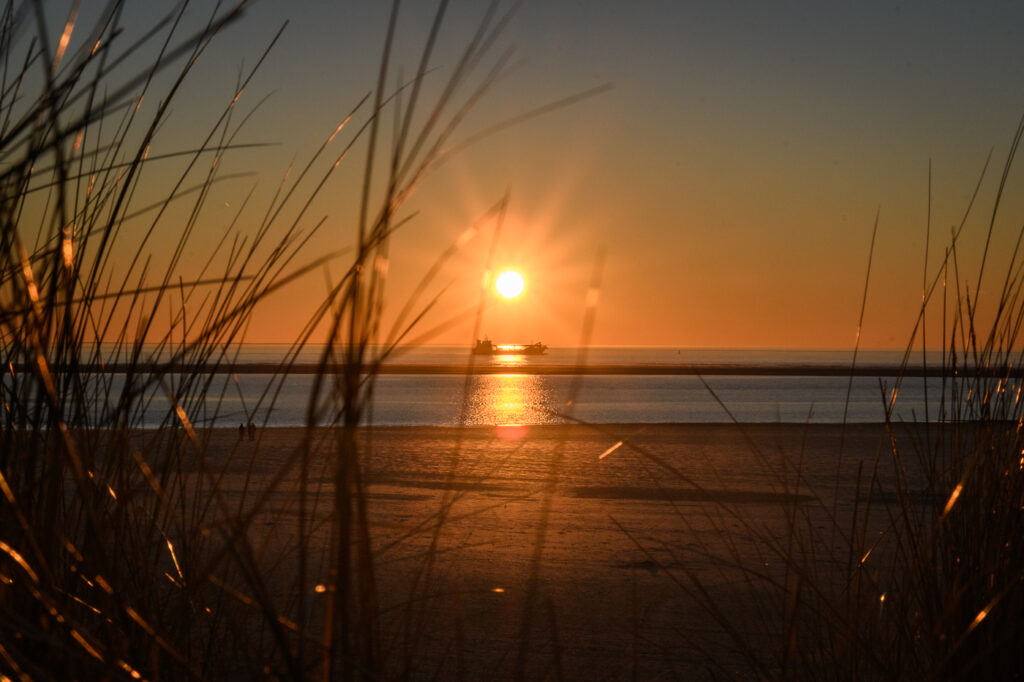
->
[0,0,529,678]
[640,122,1024,678]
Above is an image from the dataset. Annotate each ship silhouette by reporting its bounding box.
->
[471,338,548,355]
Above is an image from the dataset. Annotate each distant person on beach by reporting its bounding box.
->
[239,423,245,438]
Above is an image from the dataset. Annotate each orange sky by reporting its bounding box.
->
[32,2,1024,350]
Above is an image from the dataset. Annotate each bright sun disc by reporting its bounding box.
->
[495,270,525,298]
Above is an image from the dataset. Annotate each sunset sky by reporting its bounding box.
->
[44,1,1024,349]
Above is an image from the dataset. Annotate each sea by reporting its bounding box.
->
[85,345,1000,428]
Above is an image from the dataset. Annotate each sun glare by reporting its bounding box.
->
[495,270,525,299]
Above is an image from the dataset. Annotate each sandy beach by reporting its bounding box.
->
[172,422,920,679]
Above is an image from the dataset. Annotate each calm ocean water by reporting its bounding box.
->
[77,345,989,427]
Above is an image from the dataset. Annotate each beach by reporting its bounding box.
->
[182,422,918,679]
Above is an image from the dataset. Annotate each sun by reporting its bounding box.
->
[495,270,525,299]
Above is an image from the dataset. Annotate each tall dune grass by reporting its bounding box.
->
[6,1,1020,680]
[627,126,1024,679]
[0,1,538,677]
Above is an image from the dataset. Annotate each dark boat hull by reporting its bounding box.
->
[472,340,547,355]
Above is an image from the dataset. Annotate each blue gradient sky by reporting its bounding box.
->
[38,1,1024,348]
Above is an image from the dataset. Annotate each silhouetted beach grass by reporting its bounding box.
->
[0,1,548,677]
[2,1,1023,680]
[628,128,1024,679]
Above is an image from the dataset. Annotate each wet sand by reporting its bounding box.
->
[185,423,923,679]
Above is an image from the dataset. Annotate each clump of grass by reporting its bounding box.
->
[628,125,1024,679]
[0,2,346,675]
[0,1,536,678]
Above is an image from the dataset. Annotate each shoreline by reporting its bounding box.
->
[152,421,987,434]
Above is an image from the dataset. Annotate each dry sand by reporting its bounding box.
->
[186,422,923,679]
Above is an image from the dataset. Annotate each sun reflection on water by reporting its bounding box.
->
[466,373,558,426]
[490,353,530,369]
